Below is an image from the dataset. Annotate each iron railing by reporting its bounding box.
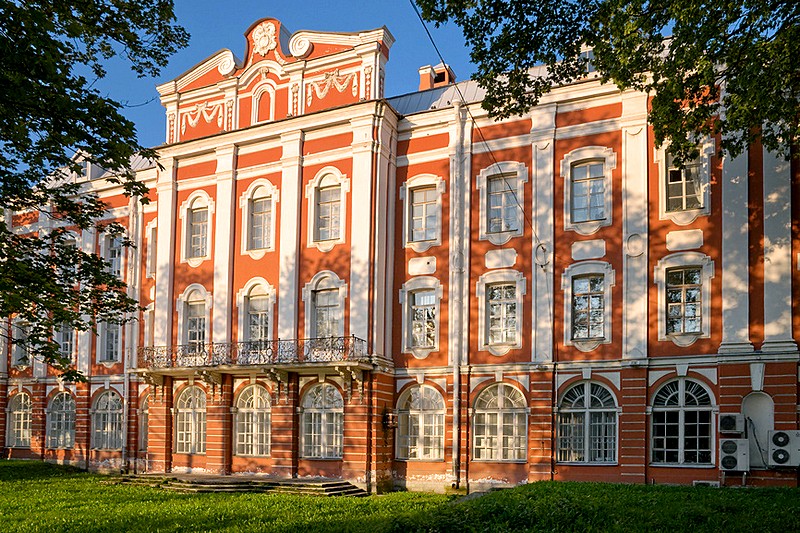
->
[138,336,369,369]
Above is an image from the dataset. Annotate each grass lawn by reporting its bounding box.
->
[1,461,799,532]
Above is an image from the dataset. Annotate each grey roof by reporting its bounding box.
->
[387,79,486,116]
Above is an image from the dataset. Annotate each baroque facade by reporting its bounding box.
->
[2,17,800,492]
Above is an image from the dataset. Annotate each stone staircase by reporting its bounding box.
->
[119,474,368,497]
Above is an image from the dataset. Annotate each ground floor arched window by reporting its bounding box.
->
[235,384,271,456]
[301,383,343,458]
[92,390,123,449]
[557,381,617,463]
[396,385,445,460]
[473,383,527,461]
[7,392,31,448]
[47,392,76,449]
[175,386,206,454]
[651,378,713,465]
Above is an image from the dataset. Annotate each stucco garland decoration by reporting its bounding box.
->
[306,69,358,106]
[180,102,224,134]
[252,22,277,57]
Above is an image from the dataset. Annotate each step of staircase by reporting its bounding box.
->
[119,474,367,497]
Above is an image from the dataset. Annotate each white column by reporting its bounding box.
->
[620,92,649,360]
[761,147,797,352]
[718,149,753,353]
[212,145,237,343]
[530,104,556,362]
[277,131,304,340]
[349,115,375,342]
[153,159,177,348]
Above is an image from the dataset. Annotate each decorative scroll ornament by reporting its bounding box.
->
[180,101,224,134]
[306,69,358,106]
[217,53,236,76]
[252,22,277,57]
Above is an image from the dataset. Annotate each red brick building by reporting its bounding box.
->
[2,17,799,492]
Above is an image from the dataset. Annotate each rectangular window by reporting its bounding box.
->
[313,289,339,338]
[410,187,438,242]
[147,225,157,277]
[410,290,436,348]
[189,208,208,258]
[316,186,340,241]
[249,197,272,250]
[666,267,702,334]
[247,296,270,342]
[12,324,30,366]
[107,236,122,278]
[487,176,518,233]
[571,161,605,222]
[487,283,517,345]
[572,275,605,340]
[56,326,74,362]
[666,153,702,212]
[187,303,206,352]
[101,322,120,362]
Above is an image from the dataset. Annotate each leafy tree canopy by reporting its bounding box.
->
[0,1,188,380]
[417,0,799,161]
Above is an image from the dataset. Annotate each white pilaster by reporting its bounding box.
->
[277,131,304,339]
[449,102,471,367]
[761,146,797,352]
[620,92,649,359]
[530,104,556,362]
[718,149,754,353]
[76,227,96,373]
[212,145,237,343]
[153,159,177,348]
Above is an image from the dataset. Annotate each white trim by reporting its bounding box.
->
[655,139,714,226]
[654,252,715,347]
[560,146,616,235]
[97,321,122,363]
[476,161,528,245]
[400,173,445,252]
[236,278,277,342]
[178,190,215,267]
[176,284,213,346]
[251,80,277,125]
[301,271,347,338]
[399,276,443,358]
[239,178,280,259]
[476,269,526,355]
[144,218,158,279]
[561,261,615,352]
[305,166,349,252]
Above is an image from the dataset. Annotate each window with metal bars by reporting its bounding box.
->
[651,379,713,465]
[473,383,527,461]
[557,382,616,463]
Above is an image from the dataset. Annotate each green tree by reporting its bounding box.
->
[0,1,188,380]
[417,0,799,161]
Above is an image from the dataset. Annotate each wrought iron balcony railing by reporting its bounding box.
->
[138,336,369,369]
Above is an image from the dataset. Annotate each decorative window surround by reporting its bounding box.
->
[100,234,124,279]
[651,378,714,465]
[174,386,207,455]
[179,190,215,267]
[305,166,349,252]
[236,277,276,342]
[251,81,276,124]
[176,284,213,346]
[97,321,121,364]
[655,139,714,226]
[300,382,343,459]
[561,261,615,352]
[655,252,714,347]
[399,276,443,358]
[472,383,528,461]
[234,384,271,457]
[477,161,528,245]
[556,381,618,463]
[400,173,445,252]
[560,146,616,235]
[395,384,446,460]
[476,269,526,356]
[302,271,347,338]
[239,179,280,259]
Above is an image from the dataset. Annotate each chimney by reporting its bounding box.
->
[418,63,456,91]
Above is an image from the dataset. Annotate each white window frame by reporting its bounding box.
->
[305,166,349,252]
[234,384,271,457]
[47,391,76,449]
[561,261,615,352]
[251,81,277,124]
[399,276,443,358]
[655,252,714,347]
[174,385,206,455]
[236,277,276,344]
[476,269,526,356]
[396,384,446,461]
[98,321,121,363]
[302,271,347,339]
[6,392,32,448]
[11,321,31,368]
[556,381,618,464]
[300,383,344,459]
[176,284,213,349]
[145,218,157,279]
[472,383,528,462]
[477,161,528,245]
[655,139,714,226]
[179,190,215,267]
[560,146,616,235]
[650,378,715,466]
[91,389,123,450]
[102,234,124,279]
[240,178,280,259]
[400,173,445,252]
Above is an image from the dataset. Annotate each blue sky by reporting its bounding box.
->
[100,0,475,149]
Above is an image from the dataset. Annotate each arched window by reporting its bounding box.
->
[557,382,617,463]
[245,285,270,343]
[652,378,713,465]
[396,385,445,460]
[185,290,206,353]
[301,383,343,458]
[235,384,271,456]
[473,383,527,461]
[175,386,206,454]
[305,167,349,252]
[47,392,76,449]
[7,393,31,448]
[302,271,347,339]
[139,394,149,451]
[92,390,123,450]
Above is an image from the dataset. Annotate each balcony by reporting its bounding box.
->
[138,336,369,370]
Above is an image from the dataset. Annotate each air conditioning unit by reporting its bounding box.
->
[719,413,746,434]
[768,430,800,467]
[719,438,749,472]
